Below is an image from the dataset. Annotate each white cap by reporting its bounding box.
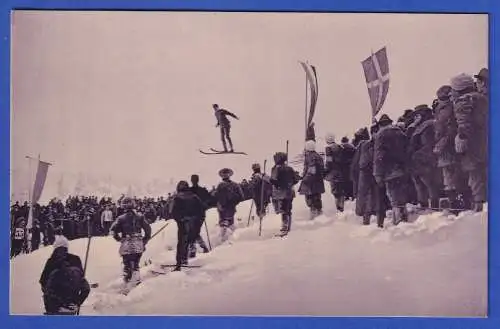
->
[53,235,69,250]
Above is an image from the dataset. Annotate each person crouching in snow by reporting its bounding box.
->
[39,235,90,315]
[110,197,151,290]
[214,168,245,242]
[169,180,206,271]
[270,152,300,236]
[298,140,325,220]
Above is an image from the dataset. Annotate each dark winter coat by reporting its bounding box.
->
[433,98,458,167]
[40,247,84,290]
[408,119,437,175]
[298,150,325,195]
[169,191,206,222]
[324,143,344,182]
[214,180,245,212]
[453,91,488,171]
[249,173,273,202]
[373,125,409,183]
[110,211,152,241]
[190,185,213,215]
[215,109,238,128]
[270,164,300,200]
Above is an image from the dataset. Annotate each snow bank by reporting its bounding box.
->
[10,198,487,317]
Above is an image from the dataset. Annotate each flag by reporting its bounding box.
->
[299,61,319,128]
[362,47,390,117]
[27,160,50,229]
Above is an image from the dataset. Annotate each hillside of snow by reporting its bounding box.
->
[10,198,487,317]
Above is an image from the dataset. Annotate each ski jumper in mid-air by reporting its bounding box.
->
[213,104,239,153]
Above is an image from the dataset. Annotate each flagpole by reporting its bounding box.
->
[304,61,308,142]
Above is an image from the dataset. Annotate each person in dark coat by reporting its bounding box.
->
[270,152,300,235]
[433,85,471,213]
[40,235,90,315]
[110,197,152,286]
[340,136,356,200]
[350,127,370,199]
[306,122,316,141]
[188,174,211,257]
[352,123,390,227]
[213,104,239,152]
[407,104,442,210]
[450,73,488,212]
[248,163,272,218]
[373,114,410,225]
[298,140,325,220]
[474,68,488,97]
[324,133,349,212]
[214,168,245,242]
[169,181,206,270]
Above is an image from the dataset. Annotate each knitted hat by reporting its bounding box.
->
[325,133,335,144]
[219,168,234,179]
[53,235,69,250]
[450,73,475,91]
[305,140,316,151]
[436,85,452,100]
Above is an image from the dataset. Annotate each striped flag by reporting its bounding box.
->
[27,160,51,229]
[299,61,319,127]
[361,47,390,117]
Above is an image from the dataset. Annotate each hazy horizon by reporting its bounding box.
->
[11,11,488,202]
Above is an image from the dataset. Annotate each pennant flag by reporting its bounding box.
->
[362,47,390,117]
[27,160,51,229]
[299,61,319,128]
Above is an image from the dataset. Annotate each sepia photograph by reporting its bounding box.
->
[10,10,488,316]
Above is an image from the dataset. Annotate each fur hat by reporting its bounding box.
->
[251,163,260,171]
[176,180,190,192]
[450,73,475,91]
[341,137,349,143]
[474,68,488,81]
[436,85,452,100]
[219,168,234,179]
[273,152,287,164]
[325,133,335,144]
[53,235,69,250]
[304,140,316,151]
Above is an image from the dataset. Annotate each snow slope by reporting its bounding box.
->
[10,198,487,317]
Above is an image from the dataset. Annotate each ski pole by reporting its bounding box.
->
[77,218,92,316]
[285,140,289,164]
[258,160,267,237]
[247,200,254,227]
[204,220,212,251]
[149,221,170,240]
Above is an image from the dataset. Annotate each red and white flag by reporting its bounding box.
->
[361,47,390,117]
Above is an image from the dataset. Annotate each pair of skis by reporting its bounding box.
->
[199,148,247,155]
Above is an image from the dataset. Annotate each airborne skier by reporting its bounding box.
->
[213,104,239,153]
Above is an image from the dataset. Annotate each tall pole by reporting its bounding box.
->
[304,62,308,142]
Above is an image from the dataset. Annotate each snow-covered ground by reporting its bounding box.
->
[10,197,487,317]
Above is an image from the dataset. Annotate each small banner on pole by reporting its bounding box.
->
[361,47,390,118]
[299,61,319,128]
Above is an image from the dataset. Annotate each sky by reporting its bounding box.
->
[10,11,488,201]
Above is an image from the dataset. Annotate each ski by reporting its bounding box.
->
[199,149,247,155]
[159,264,202,269]
[211,148,247,155]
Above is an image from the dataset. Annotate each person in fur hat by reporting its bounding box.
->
[110,197,151,289]
[407,104,442,210]
[324,133,351,212]
[214,168,245,242]
[270,152,300,235]
[450,73,488,212]
[373,114,410,225]
[298,140,325,219]
[433,84,471,213]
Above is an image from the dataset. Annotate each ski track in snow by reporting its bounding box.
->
[10,198,487,317]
